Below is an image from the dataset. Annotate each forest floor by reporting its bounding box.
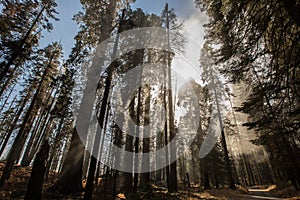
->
[269,185,300,200]
[0,161,299,199]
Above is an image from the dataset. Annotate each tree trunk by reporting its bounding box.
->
[210,66,236,189]
[83,7,123,199]
[0,84,15,113]
[0,61,51,187]
[186,173,191,187]
[0,91,30,157]
[0,5,46,83]
[48,128,84,193]
[84,61,116,200]
[123,98,135,193]
[21,87,56,166]
[123,135,133,192]
[204,171,211,190]
[133,137,139,192]
[45,118,64,180]
[140,86,151,190]
[24,140,49,200]
[0,95,16,144]
[165,4,177,192]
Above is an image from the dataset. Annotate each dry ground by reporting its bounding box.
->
[0,162,299,199]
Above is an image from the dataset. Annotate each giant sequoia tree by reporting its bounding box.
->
[49,0,131,194]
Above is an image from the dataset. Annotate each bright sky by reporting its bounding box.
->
[41,0,81,57]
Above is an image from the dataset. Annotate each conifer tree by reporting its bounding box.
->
[0,0,58,95]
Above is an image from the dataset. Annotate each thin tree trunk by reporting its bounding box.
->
[0,84,15,113]
[186,173,191,187]
[83,8,124,199]
[45,118,64,180]
[0,95,16,131]
[20,107,44,166]
[0,91,30,156]
[140,86,151,190]
[123,98,135,193]
[133,138,139,192]
[165,4,177,192]
[226,88,252,187]
[0,5,46,83]
[84,61,116,199]
[133,64,144,192]
[95,104,110,186]
[30,116,53,161]
[0,59,51,187]
[210,67,236,189]
[21,87,56,166]
[163,82,170,191]
[16,108,38,162]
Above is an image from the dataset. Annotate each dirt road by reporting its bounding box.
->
[242,188,283,200]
